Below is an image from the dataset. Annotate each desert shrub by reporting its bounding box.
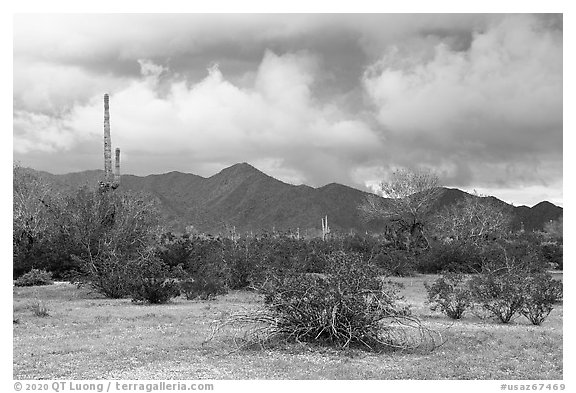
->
[372,248,416,276]
[14,269,53,287]
[294,237,332,274]
[424,272,473,319]
[340,233,378,255]
[210,251,440,352]
[12,165,81,279]
[469,272,526,323]
[541,242,563,270]
[29,299,50,317]
[419,241,483,274]
[222,236,263,289]
[66,187,163,298]
[156,234,193,268]
[129,278,181,304]
[179,277,227,300]
[521,273,563,325]
[479,235,548,274]
[127,255,183,304]
[73,254,131,299]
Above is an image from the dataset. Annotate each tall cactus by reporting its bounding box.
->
[103,94,113,185]
[100,94,120,191]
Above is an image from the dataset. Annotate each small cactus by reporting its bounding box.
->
[322,215,330,240]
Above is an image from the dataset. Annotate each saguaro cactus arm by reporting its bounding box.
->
[113,148,121,189]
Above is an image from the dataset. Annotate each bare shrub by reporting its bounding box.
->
[14,269,53,287]
[126,253,183,304]
[67,187,163,298]
[424,272,473,319]
[179,277,227,300]
[29,299,50,317]
[469,272,525,324]
[207,252,441,352]
[521,273,563,325]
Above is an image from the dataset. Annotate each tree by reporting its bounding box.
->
[13,164,71,276]
[360,168,441,250]
[66,187,164,297]
[432,192,512,245]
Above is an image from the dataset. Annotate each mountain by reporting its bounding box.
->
[431,187,562,231]
[513,201,563,231]
[30,163,562,234]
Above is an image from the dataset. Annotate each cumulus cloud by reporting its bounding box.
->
[14,111,81,153]
[362,14,562,190]
[13,59,129,114]
[13,14,563,205]
[15,50,383,187]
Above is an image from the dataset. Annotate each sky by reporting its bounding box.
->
[12,13,563,207]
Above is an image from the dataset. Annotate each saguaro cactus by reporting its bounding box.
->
[103,94,113,185]
[113,148,121,188]
[99,94,120,191]
[322,215,330,241]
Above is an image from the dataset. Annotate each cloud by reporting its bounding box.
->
[13,14,563,205]
[12,14,500,113]
[14,111,79,153]
[14,50,383,187]
[362,14,562,189]
[13,59,129,114]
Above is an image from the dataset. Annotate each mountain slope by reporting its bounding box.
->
[28,164,562,234]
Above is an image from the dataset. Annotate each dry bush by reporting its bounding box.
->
[424,272,473,319]
[521,273,563,325]
[29,299,50,317]
[14,269,53,287]
[207,252,441,352]
[469,272,525,324]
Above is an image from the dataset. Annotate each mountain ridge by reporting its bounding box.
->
[26,164,562,234]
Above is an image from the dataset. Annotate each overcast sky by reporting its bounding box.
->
[13,13,563,206]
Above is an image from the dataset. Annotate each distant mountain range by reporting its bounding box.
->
[31,163,562,234]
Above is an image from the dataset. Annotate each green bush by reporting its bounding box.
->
[424,272,473,319]
[521,273,563,325]
[14,269,53,287]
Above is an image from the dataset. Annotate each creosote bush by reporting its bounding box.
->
[372,248,416,277]
[179,277,228,300]
[73,254,132,299]
[14,269,53,287]
[127,255,183,304]
[520,273,563,325]
[129,278,181,304]
[29,299,50,317]
[424,272,473,319]
[469,272,526,324]
[426,269,562,325]
[208,252,441,352]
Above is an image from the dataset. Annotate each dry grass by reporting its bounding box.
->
[13,275,562,380]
